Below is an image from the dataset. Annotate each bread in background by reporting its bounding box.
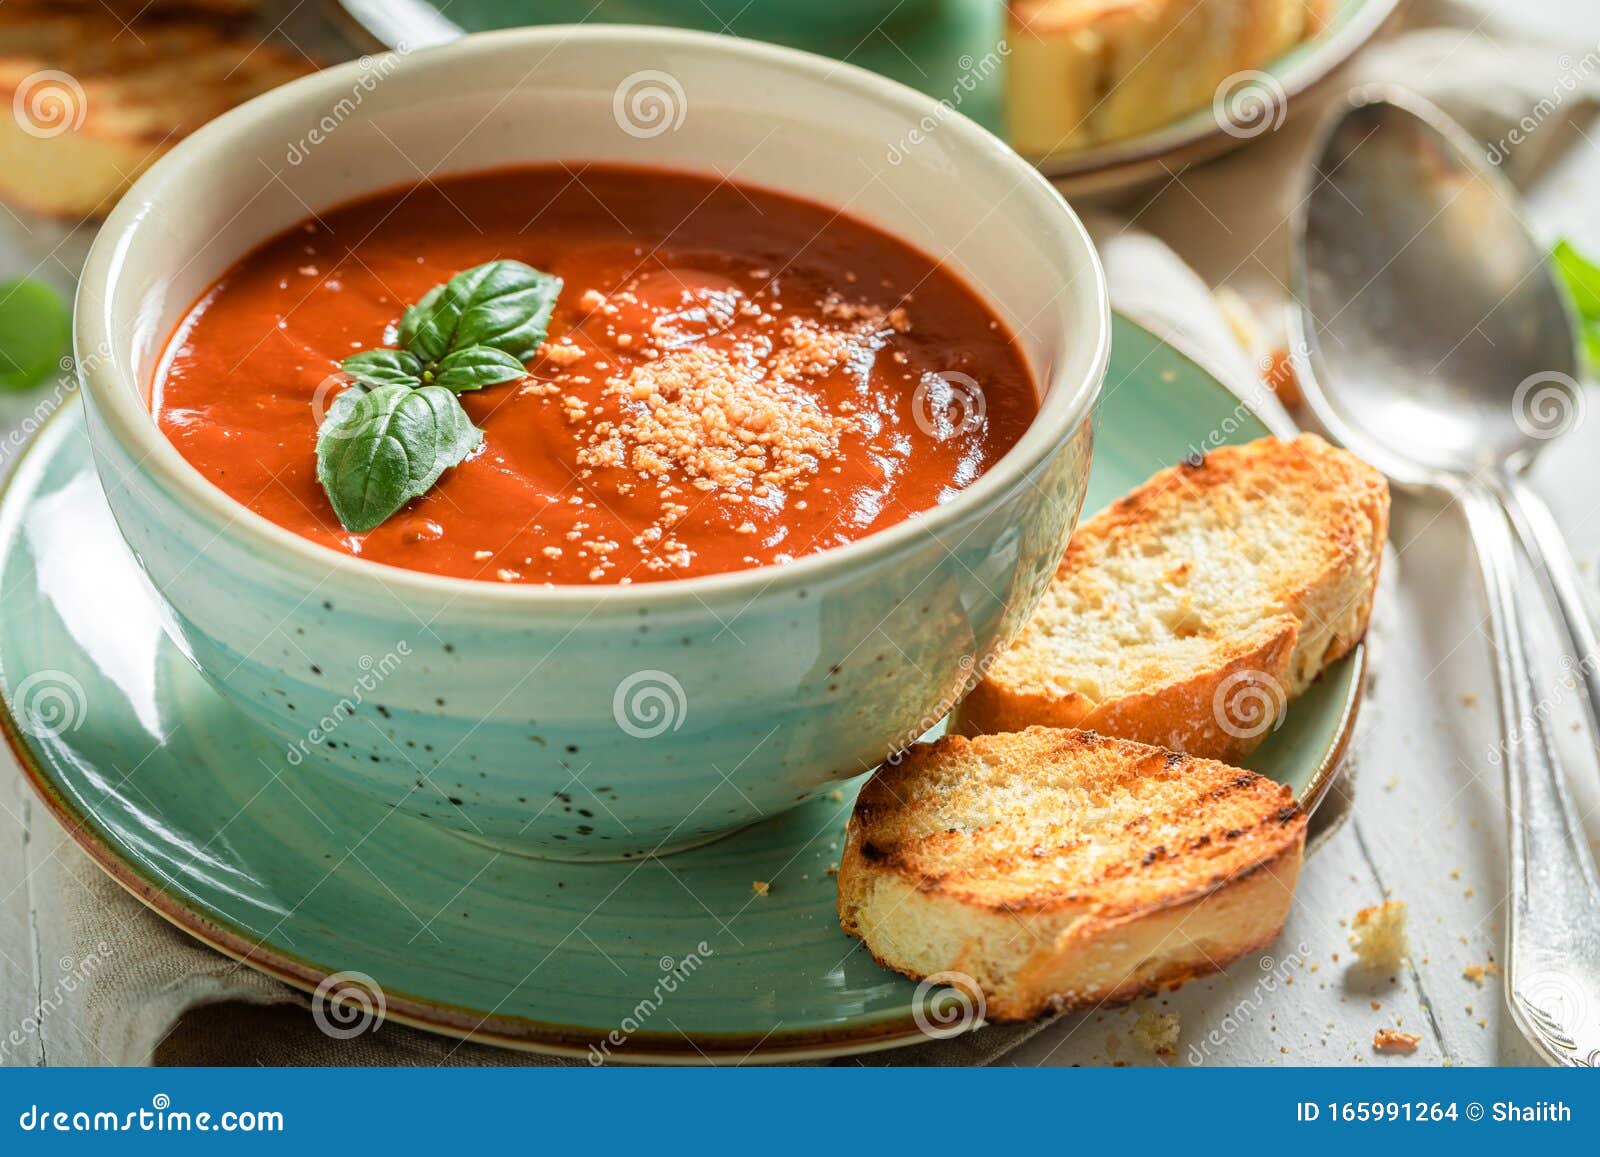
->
[1005,0,1331,158]
[0,6,311,218]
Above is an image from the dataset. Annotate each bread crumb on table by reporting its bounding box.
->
[1373,1028,1420,1055]
[1130,1011,1181,1056]
[1349,900,1408,971]
[1462,961,1502,986]
[750,880,769,897]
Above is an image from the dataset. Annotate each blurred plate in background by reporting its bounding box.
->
[334,0,1401,197]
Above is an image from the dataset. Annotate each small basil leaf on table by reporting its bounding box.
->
[0,277,71,391]
[341,348,424,389]
[431,345,527,393]
[316,383,483,533]
[1552,239,1600,366]
[400,260,563,363]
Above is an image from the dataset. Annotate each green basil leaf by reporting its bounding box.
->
[430,345,527,393]
[0,278,71,391]
[399,260,562,363]
[397,284,449,362]
[341,348,424,389]
[1553,240,1600,320]
[316,383,482,533]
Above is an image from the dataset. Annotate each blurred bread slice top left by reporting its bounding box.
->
[0,3,315,219]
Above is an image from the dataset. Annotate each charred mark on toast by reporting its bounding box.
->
[1274,805,1302,825]
[1141,844,1168,866]
[859,841,889,863]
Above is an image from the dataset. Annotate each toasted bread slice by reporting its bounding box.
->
[956,434,1388,763]
[837,727,1306,1021]
[1005,0,1331,158]
[0,8,311,218]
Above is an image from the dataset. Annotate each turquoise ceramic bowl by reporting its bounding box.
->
[74,28,1109,859]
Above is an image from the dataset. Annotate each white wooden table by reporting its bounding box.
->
[2,4,1598,1068]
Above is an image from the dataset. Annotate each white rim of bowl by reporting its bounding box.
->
[77,24,1110,612]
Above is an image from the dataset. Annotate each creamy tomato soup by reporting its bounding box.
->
[153,166,1038,585]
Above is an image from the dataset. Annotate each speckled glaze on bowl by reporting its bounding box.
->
[74,27,1108,859]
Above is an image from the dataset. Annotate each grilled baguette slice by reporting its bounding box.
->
[0,8,311,218]
[837,727,1306,1021]
[956,434,1388,763]
[1005,0,1331,158]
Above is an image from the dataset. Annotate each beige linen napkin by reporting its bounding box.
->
[7,0,1589,1068]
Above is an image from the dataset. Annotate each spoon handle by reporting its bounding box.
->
[1491,475,1600,749]
[1459,482,1600,1067]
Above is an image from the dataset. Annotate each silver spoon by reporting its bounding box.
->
[1290,86,1600,1067]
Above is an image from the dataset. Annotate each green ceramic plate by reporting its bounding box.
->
[334,0,1400,191]
[0,316,1361,1063]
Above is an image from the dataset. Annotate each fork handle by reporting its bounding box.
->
[1459,481,1600,1067]
[1490,473,1600,751]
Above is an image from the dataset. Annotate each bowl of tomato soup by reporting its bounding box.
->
[75,27,1109,859]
